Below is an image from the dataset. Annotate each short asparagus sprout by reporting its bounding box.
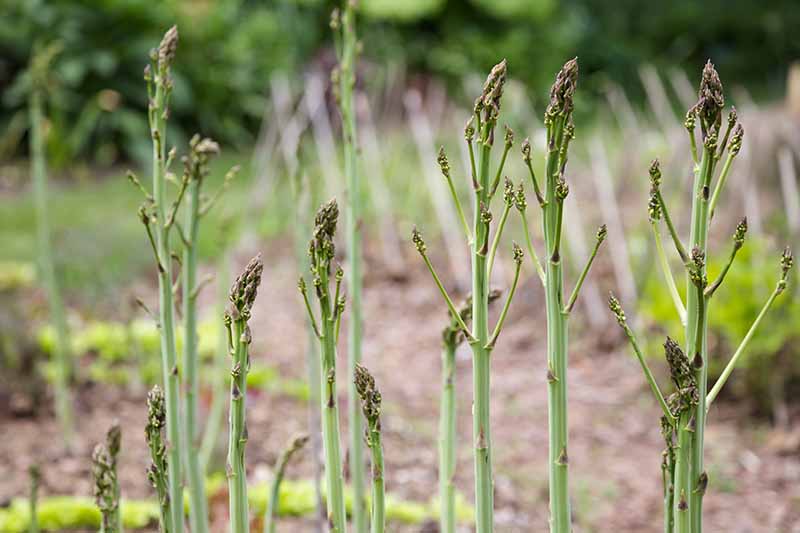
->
[354,364,385,533]
[146,386,171,533]
[263,434,310,533]
[300,199,348,533]
[226,254,263,533]
[28,465,40,533]
[92,422,122,533]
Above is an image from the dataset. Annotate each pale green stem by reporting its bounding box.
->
[707,153,736,222]
[227,317,250,533]
[520,214,546,285]
[487,203,511,279]
[471,139,493,533]
[316,266,347,533]
[706,282,783,407]
[704,243,741,298]
[651,222,687,326]
[439,341,457,533]
[30,87,74,445]
[29,467,39,533]
[565,233,604,313]
[489,144,511,198]
[657,190,689,265]
[200,256,230,471]
[183,175,210,533]
[368,424,385,533]
[338,5,367,529]
[487,260,521,349]
[419,253,473,339]
[150,69,184,533]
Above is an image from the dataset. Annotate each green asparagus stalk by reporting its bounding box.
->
[92,422,122,533]
[518,59,606,532]
[139,26,184,533]
[225,254,264,533]
[181,135,220,533]
[353,364,385,533]
[28,465,40,533]
[264,434,310,533]
[299,199,348,533]
[146,386,171,533]
[28,42,74,444]
[331,4,367,530]
[609,61,793,533]
[413,59,526,533]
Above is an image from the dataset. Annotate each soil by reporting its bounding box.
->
[2,239,799,532]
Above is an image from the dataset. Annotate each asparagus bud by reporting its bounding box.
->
[608,292,626,326]
[353,364,386,533]
[158,26,179,69]
[729,124,744,155]
[464,117,475,142]
[411,227,426,255]
[649,159,662,189]
[521,138,532,163]
[504,125,514,149]
[696,60,724,130]
[733,218,748,250]
[503,178,514,208]
[546,57,579,118]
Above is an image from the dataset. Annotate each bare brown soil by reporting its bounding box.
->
[2,240,799,532]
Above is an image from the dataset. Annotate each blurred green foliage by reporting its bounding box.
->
[640,241,800,415]
[2,0,798,163]
[0,0,323,165]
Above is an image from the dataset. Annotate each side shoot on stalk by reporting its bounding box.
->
[412,60,524,533]
[299,200,348,533]
[608,61,794,533]
[264,434,309,533]
[517,58,607,532]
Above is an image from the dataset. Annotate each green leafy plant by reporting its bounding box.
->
[412,59,524,533]
[516,58,606,532]
[299,199,348,533]
[607,61,794,533]
[225,254,264,533]
[332,4,367,531]
[354,364,385,533]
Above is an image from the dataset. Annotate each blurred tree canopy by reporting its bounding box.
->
[1,0,798,164]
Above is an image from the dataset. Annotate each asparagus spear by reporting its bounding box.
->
[264,434,309,533]
[145,386,171,533]
[354,364,385,533]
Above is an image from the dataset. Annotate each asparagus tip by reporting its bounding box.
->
[411,227,426,255]
[158,25,179,68]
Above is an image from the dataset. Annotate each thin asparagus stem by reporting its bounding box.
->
[515,183,546,284]
[650,160,690,265]
[521,139,545,206]
[565,225,607,313]
[298,277,322,338]
[182,135,219,533]
[438,147,473,243]
[685,109,699,165]
[92,422,122,533]
[412,228,474,340]
[28,465,40,533]
[486,244,523,349]
[487,178,514,277]
[145,27,184,533]
[305,199,348,533]
[28,42,74,444]
[226,255,264,533]
[489,126,514,198]
[608,295,676,425]
[705,218,747,298]
[708,124,743,221]
[332,6,367,528]
[649,187,687,325]
[264,435,309,533]
[354,365,385,533]
[706,249,793,407]
[146,386,171,533]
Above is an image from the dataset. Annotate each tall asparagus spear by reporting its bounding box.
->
[331,4,367,530]
[225,254,264,533]
[92,422,122,533]
[413,59,525,531]
[299,199,348,533]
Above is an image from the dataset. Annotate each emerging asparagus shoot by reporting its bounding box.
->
[354,364,385,533]
[92,422,122,533]
[146,386,171,533]
[225,254,264,533]
[264,434,309,533]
